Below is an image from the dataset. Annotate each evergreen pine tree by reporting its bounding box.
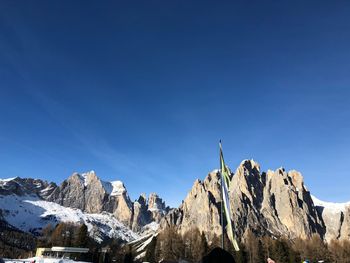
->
[74,224,88,247]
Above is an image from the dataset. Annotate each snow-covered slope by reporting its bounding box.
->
[312,195,350,213]
[100,180,127,196]
[5,257,90,263]
[0,174,167,242]
[127,233,158,261]
[0,194,139,243]
[312,195,350,241]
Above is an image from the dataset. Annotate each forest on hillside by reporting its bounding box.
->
[1,222,350,263]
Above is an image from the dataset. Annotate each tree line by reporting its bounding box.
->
[0,219,36,258]
[1,222,350,262]
[37,222,89,248]
[115,226,350,263]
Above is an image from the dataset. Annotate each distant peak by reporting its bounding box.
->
[149,192,159,198]
[277,167,286,172]
[210,169,219,174]
[81,170,96,177]
[69,171,100,188]
[288,170,304,186]
[148,192,166,211]
[0,177,18,183]
[137,193,147,204]
[239,159,260,172]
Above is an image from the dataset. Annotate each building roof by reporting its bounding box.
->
[37,247,89,253]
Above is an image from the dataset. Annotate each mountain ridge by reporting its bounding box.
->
[1,159,349,245]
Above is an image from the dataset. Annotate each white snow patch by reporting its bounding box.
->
[79,171,95,187]
[0,177,17,183]
[70,172,126,196]
[128,233,158,261]
[135,235,154,253]
[110,181,126,196]
[142,221,159,232]
[312,195,350,213]
[148,207,160,212]
[0,194,138,243]
[40,185,55,194]
[4,257,91,263]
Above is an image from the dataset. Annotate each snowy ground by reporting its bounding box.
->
[0,194,139,242]
[4,258,91,263]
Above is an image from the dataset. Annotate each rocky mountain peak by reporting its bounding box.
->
[163,160,328,242]
[2,161,348,244]
[59,171,128,197]
[168,171,221,241]
[137,193,147,206]
[232,160,264,211]
[235,160,263,189]
[42,171,170,232]
[288,170,305,191]
[239,159,261,173]
[0,177,56,197]
[202,171,221,201]
[148,193,165,211]
[110,181,127,196]
[80,170,98,186]
[68,172,87,187]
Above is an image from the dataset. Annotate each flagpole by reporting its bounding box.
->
[218,141,240,252]
[220,178,224,249]
[219,140,224,250]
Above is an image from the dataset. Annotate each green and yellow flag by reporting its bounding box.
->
[220,141,240,251]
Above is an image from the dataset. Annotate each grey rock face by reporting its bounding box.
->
[340,206,350,240]
[46,171,168,231]
[84,171,110,213]
[110,193,134,227]
[47,171,135,226]
[47,173,86,210]
[261,168,324,239]
[316,206,343,241]
[229,160,267,238]
[162,160,326,242]
[2,160,349,242]
[148,193,166,211]
[313,197,350,241]
[132,194,151,231]
[181,175,222,240]
[0,177,57,197]
[0,173,169,234]
[148,193,169,222]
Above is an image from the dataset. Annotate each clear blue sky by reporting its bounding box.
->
[1,1,349,207]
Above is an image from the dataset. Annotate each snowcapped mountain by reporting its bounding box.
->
[0,173,168,244]
[74,171,126,196]
[0,194,138,243]
[0,177,57,198]
[45,171,169,232]
[1,162,350,248]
